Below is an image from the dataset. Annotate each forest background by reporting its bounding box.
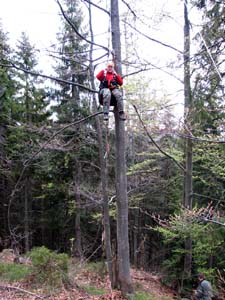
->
[0,0,224,298]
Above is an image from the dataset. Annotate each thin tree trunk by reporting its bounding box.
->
[87,2,114,287]
[133,208,139,268]
[111,0,133,296]
[183,0,192,282]
[183,0,193,209]
[24,177,30,252]
[74,162,82,259]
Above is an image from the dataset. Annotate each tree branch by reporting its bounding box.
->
[123,62,183,83]
[56,0,110,53]
[0,285,46,299]
[123,20,183,54]
[133,104,185,172]
[82,0,110,15]
[24,112,103,167]
[0,62,98,93]
[7,111,103,243]
[121,0,137,18]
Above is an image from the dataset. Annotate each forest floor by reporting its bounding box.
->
[0,258,175,300]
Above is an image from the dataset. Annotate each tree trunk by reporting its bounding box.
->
[87,2,115,287]
[111,0,133,296]
[183,0,193,209]
[133,208,140,268]
[73,162,82,259]
[24,177,30,252]
[183,0,192,281]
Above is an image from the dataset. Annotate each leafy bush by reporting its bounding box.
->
[29,246,69,287]
[0,263,33,281]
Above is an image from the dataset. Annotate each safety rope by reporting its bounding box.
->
[104,121,110,160]
[106,0,112,61]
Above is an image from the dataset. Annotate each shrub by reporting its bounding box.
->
[28,246,69,287]
[0,263,32,281]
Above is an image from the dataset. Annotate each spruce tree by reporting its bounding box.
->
[0,23,15,243]
[7,32,50,252]
[192,0,224,135]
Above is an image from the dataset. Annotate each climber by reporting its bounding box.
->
[96,62,126,121]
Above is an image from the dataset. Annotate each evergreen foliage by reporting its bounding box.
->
[29,246,69,286]
[0,1,224,298]
[155,207,225,293]
[0,263,33,282]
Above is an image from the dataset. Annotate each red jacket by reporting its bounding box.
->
[96,69,123,89]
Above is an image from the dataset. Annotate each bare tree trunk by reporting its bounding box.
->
[183,0,193,209]
[111,0,134,296]
[87,2,114,287]
[73,162,82,259]
[133,208,140,268]
[24,177,30,252]
[183,0,192,282]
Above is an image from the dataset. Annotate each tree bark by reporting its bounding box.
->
[73,162,83,259]
[111,0,133,296]
[24,177,30,252]
[133,208,140,268]
[183,0,193,209]
[183,0,193,282]
[87,2,114,287]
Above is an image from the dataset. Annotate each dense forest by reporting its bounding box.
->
[0,0,224,299]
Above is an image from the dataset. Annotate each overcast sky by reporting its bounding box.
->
[0,0,60,47]
[0,0,191,118]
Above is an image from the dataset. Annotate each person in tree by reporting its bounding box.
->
[193,273,213,300]
[96,62,126,121]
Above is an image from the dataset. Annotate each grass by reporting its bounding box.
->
[134,292,155,300]
[134,292,172,300]
[84,261,107,278]
[0,263,33,281]
[82,285,106,295]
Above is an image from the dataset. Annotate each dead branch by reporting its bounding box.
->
[0,284,47,299]
[133,104,185,172]
[82,0,110,15]
[123,20,183,54]
[121,0,137,18]
[7,111,103,245]
[0,62,97,93]
[56,0,109,53]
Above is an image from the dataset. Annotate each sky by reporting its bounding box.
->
[0,0,185,67]
[0,0,191,119]
[0,0,60,48]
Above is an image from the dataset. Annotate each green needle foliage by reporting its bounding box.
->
[155,207,225,291]
[29,246,69,287]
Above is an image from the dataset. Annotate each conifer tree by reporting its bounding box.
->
[191,0,224,135]
[54,0,88,122]
[7,32,50,252]
[0,23,15,243]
